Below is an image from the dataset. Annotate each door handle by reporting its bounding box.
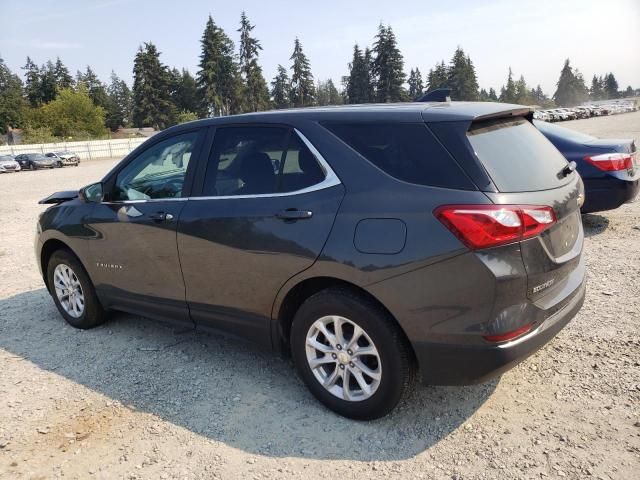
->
[275,209,313,220]
[149,212,174,222]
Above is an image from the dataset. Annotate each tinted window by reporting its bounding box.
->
[114,132,197,201]
[322,122,473,189]
[467,118,571,192]
[202,127,326,196]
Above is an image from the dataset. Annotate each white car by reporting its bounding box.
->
[0,155,21,173]
[45,151,80,167]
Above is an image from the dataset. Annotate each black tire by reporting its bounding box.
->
[46,249,107,329]
[57,161,63,168]
[29,163,36,170]
[290,287,414,420]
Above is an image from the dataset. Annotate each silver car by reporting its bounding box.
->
[0,155,21,173]
[45,151,80,167]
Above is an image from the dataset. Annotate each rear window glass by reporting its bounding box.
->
[467,118,571,192]
[322,122,474,189]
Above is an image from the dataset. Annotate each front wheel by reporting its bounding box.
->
[291,288,414,420]
[47,250,107,329]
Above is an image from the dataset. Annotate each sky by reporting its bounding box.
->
[0,0,638,95]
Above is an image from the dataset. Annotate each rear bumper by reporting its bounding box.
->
[582,177,640,213]
[414,279,586,385]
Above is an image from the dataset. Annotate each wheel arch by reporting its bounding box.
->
[40,239,83,290]
[273,276,416,363]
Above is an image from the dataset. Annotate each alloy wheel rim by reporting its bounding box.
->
[305,316,382,402]
[53,264,85,318]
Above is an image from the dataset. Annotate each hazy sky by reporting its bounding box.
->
[1,0,638,95]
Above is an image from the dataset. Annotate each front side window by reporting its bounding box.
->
[201,126,326,196]
[113,132,197,201]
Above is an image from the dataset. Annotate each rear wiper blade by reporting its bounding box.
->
[560,161,577,178]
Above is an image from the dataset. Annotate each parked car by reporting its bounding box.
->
[14,153,56,170]
[536,120,639,213]
[0,155,21,173]
[45,151,80,167]
[36,102,586,419]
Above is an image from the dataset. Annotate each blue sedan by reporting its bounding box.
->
[535,120,639,213]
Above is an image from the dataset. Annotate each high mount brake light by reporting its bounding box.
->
[434,205,556,250]
[584,153,633,171]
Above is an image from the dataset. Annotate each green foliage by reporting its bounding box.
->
[271,64,291,109]
[590,75,604,100]
[169,68,201,115]
[77,66,109,108]
[372,24,406,102]
[22,57,42,107]
[132,42,175,128]
[604,73,619,99]
[407,68,424,100]
[499,68,517,103]
[197,15,242,116]
[22,125,57,144]
[289,38,315,107]
[426,61,448,92]
[447,48,478,101]
[0,57,28,130]
[238,12,271,112]
[38,86,107,138]
[53,57,74,90]
[176,110,199,124]
[316,79,343,106]
[553,59,588,107]
[345,44,374,104]
[106,71,132,130]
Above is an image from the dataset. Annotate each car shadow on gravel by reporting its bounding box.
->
[582,213,610,237]
[0,289,497,461]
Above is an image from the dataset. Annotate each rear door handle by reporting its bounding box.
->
[276,209,313,220]
[149,212,174,222]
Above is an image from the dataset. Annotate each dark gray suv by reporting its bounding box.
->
[36,102,586,419]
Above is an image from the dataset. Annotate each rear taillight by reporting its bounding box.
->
[584,153,633,171]
[434,205,556,250]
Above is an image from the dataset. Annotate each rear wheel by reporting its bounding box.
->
[291,288,413,420]
[47,250,107,329]
[29,163,36,170]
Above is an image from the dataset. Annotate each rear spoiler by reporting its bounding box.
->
[39,190,78,205]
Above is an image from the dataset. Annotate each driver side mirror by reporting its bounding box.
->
[79,182,104,203]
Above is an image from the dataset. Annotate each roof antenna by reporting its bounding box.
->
[417,88,451,102]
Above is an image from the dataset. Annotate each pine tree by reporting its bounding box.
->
[499,67,517,103]
[22,57,42,107]
[488,87,498,101]
[604,73,619,99]
[345,44,373,104]
[624,85,634,97]
[132,42,175,129]
[168,68,200,115]
[237,11,271,112]
[427,60,448,91]
[447,48,478,101]
[407,68,424,99]
[590,75,603,100]
[316,79,342,106]
[289,38,315,107]
[197,15,241,116]
[77,66,109,108]
[271,64,291,109]
[53,57,73,90]
[514,75,532,105]
[363,47,375,102]
[105,71,132,130]
[372,24,406,102]
[40,61,58,103]
[0,57,28,130]
[553,59,587,107]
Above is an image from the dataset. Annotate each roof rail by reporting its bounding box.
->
[417,88,451,103]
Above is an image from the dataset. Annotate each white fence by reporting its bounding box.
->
[0,138,150,160]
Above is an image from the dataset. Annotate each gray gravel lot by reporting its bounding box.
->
[0,112,639,480]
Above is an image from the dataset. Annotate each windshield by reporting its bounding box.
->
[0,156,14,162]
[30,154,48,160]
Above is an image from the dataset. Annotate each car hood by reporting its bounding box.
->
[0,160,18,166]
[39,190,79,204]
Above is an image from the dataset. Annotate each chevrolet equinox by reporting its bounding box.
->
[36,102,586,419]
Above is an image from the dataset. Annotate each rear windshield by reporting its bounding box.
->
[467,118,571,192]
[322,122,474,189]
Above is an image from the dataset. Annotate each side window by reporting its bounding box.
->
[201,127,326,196]
[113,132,197,201]
[322,122,474,189]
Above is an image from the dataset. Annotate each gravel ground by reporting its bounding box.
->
[0,112,639,480]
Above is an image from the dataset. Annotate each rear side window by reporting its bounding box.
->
[467,118,571,192]
[322,122,475,189]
